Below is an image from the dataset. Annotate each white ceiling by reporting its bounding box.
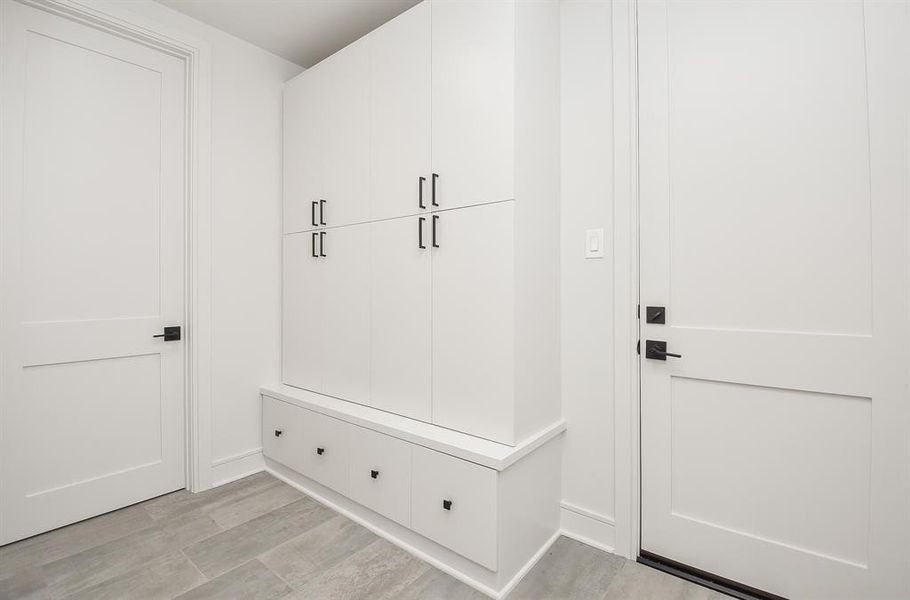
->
[156,0,420,67]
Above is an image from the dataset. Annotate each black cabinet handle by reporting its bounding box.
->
[419,217,426,249]
[419,176,426,209]
[316,447,325,456]
[319,199,326,225]
[432,215,439,248]
[311,201,318,227]
[431,173,439,207]
[370,470,379,479]
[311,232,318,258]
[274,429,283,437]
[319,231,326,257]
[442,499,452,511]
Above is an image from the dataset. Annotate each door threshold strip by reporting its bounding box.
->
[637,550,788,600]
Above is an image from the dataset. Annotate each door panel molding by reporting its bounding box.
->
[0,0,215,501]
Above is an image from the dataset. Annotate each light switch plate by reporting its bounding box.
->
[585,228,605,259]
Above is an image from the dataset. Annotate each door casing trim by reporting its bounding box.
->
[611,0,641,560]
[10,0,216,493]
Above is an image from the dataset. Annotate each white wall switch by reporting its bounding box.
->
[585,228,605,259]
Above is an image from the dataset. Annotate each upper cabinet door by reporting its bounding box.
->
[370,2,431,221]
[431,0,514,211]
[321,42,370,227]
[283,69,323,234]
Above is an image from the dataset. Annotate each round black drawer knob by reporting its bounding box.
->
[274,429,283,437]
[370,470,379,479]
[316,447,325,456]
[442,499,453,511]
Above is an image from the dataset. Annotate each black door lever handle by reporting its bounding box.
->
[645,340,681,360]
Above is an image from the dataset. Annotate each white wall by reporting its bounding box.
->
[109,0,303,485]
[559,0,617,551]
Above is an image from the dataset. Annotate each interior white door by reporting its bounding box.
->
[321,42,370,228]
[638,2,910,599]
[432,202,514,444]
[370,1,431,221]
[321,224,371,403]
[0,1,187,544]
[283,66,324,234]
[431,0,514,211]
[282,232,324,392]
[370,216,431,421]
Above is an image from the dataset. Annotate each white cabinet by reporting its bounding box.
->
[432,202,515,442]
[370,2,431,221]
[283,232,323,392]
[369,216,431,421]
[299,409,352,495]
[348,426,411,527]
[431,0,514,210]
[282,0,560,446]
[262,395,308,475]
[411,444,498,570]
[321,223,371,403]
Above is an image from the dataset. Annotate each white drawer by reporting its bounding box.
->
[262,396,307,474]
[411,445,497,570]
[298,408,352,496]
[348,427,411,527]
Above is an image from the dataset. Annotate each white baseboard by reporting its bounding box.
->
[211,448,264,487]
[496,530,560,599]
[559,501,616,554]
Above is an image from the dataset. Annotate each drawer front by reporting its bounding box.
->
[348,427,411,527]
[299,409,352,496]
[262,396,307,473]
[411,445,497,570]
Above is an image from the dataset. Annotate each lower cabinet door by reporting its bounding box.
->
[262,396,307,474]
[411,445,498,570]
[431,201,515,444]
[348,427,411,526]
[282,233,323,391]
[299,409,352,496]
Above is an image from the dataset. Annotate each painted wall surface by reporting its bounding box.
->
[109,0,303,482]
[559,0,617,550]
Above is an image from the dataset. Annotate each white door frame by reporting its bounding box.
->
[611,0,641,561]
[4,0,216,493]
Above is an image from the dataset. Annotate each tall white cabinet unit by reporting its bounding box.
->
[275,2,563,596]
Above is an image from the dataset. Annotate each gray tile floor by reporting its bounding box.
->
[0,472,730,600]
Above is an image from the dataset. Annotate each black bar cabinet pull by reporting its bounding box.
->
[431,173,439,206]
[419,217,426,249]
[319,231,326,257]
[311,201,318,227]
[419,176,426,209]
[319,199,326,225]
[311,232,318,258]
[432,215,439,248]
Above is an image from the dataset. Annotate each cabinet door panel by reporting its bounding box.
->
[322,42,370,227]
[370,217,431,421]
[432,0,514,210]
[322,224,371,403]
[283,233,323,391]
[370,2,431,221]
[432,202,514,443]
[283,69,323,234]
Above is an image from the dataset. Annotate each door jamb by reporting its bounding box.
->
[611,0,642,560]
[16,0,215,492]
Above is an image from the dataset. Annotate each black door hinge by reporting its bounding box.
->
[636,340,640,355]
